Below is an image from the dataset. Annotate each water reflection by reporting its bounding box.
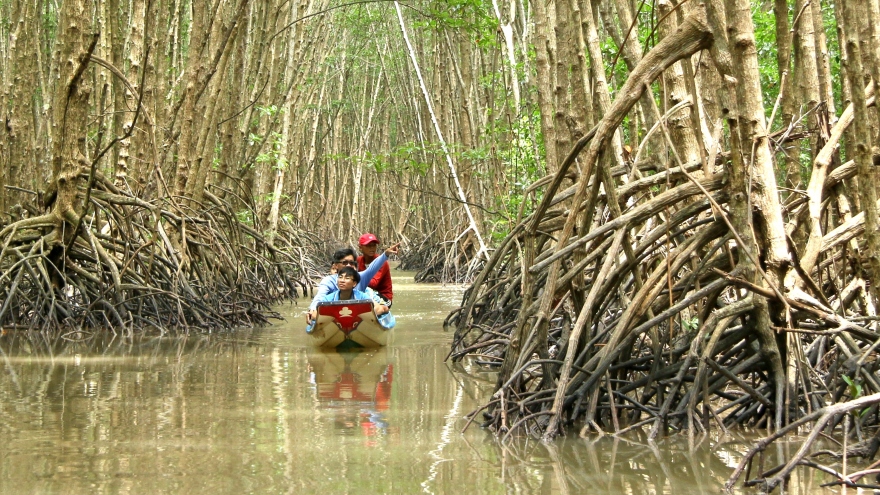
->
[465,431,835,495]
[483,436,731,494]
[307,348,394,440]
[0,275,850,494]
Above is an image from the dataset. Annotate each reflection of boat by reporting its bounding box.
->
[307,348,394,439]
[305,299,395,349]
[308,347,392,407]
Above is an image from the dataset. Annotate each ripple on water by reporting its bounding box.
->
[0,280,845,494]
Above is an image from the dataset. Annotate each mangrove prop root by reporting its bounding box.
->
[0,171,317,332]
[446,5,880,491]
[399,231,485,283]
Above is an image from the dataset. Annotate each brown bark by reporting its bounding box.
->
[658,0,701,166]
[50,0,96,217]
[602,0,656,133]
[868,0,880,136]
[532,0,559,173]
[2,1,44,210]
[553,0,573,157]
[791,0,821,187]
[577,0,625,168]
[569,0,595,130]
[708,0,790,428]
[113,0,146,189]
[842,0,880,305]
[811,0,835,116]
[774,0,797,189]
[172,1,210,200]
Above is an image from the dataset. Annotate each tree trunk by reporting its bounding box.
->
[114,0,146,190]
[842,0,880,305]
[774,0,797,189]
[43,0,96,298]
[395,1,489,260]
[658,0,701,166]
[791,0,821,188]
[710,0,790,428]
[532,0,559,173]
[491,0,522,113]
[811,0,835,117]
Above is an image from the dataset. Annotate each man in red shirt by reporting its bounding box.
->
[357,233,393,306]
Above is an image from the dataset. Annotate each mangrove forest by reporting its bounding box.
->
[2,0,880,492]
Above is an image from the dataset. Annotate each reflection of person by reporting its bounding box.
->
[306,243,399,323]
[374,364,392,412]
[360,409,389,443]
[334,409,359,432]
[309,350,394,442]
[308,267,389,322]
[357,233,393,306]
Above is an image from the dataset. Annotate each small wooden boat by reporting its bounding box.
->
[306,299,395,349]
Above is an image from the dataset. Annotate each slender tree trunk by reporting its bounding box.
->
[708,0,789,429]
[491,0,521,113]
[553,0,573,156]
[49,0,96,244]
[3,1,42,207]
[724,0,791,283]
[867,0,880,135]
[570,0,594,130]
[604,0,656,132]
[842,0,880,305]
[791,0,821,187]
[532,0,558,173]
[350,68,382,239]
[578,0,625,168]
[658,0,701,166]
[811,0,835,117]
[173,1,209,199]
[774,0,798,189]
[115,0,146,190]
[395,1,489,260]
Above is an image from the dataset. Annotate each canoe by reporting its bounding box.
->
[306,299,395,349]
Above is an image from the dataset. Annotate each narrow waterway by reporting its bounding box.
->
[0,270,841,494]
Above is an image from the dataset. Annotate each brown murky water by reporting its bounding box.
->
[0,270,848,494]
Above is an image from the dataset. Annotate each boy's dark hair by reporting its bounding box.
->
[332,248,356,263]
[337,266,361,283]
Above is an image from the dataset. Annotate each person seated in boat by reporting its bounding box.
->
[309,266,389,322]
[357,233,393,307]
[329,247,358,275]
[306,243,399,323]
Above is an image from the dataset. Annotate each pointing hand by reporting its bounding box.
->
[384,242,401,257]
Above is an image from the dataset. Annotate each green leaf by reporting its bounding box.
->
[842,375,863,399]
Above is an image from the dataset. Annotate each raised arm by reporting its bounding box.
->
[356,242,400,291]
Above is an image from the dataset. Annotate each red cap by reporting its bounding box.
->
[358,233,379,246]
